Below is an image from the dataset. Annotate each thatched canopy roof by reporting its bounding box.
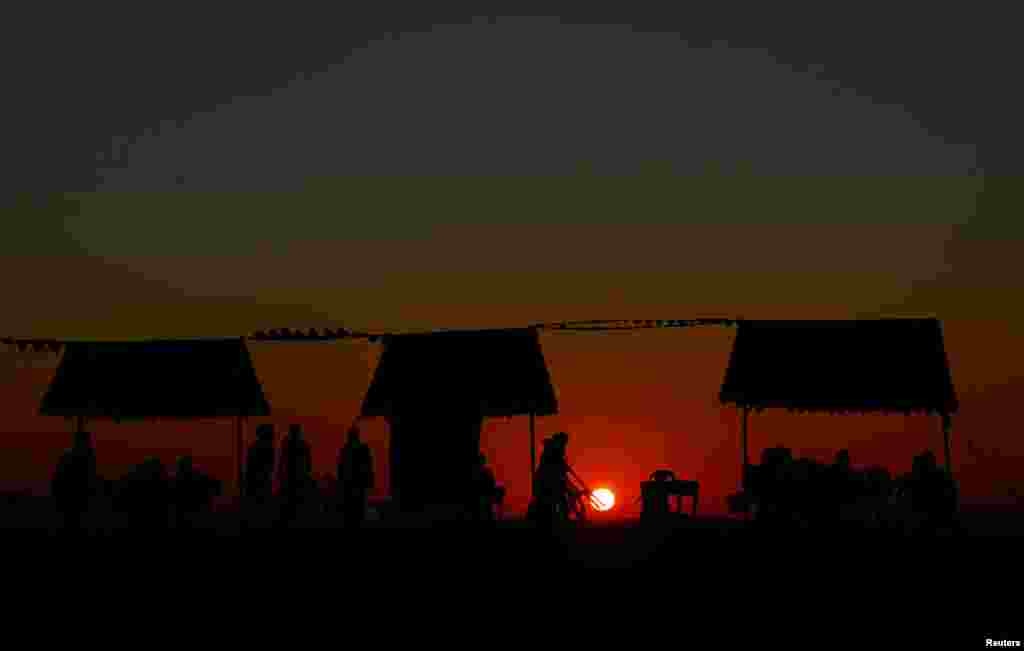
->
[718,319,958,415]
[360,328,558,418]
[39,338,270,419]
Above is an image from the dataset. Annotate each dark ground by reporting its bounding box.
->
[4,493,1022,571]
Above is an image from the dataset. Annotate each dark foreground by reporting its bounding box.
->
[4,494,1023,570]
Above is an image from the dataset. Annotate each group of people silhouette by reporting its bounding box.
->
[240,422,377,528]
[49,422,381,532]
[48,420,511,533]
[49,421,961,534]
[52,430,224,532]
[743,446,959,534]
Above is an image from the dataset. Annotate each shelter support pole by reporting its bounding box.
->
[741,406,750,519]
[741,406,750,481]
[529,411,536,490]
[942,413,953,477]
[237,416,246,499]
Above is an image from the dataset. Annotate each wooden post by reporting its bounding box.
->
[741,406,750,483]
[529,411,536,489]
[942,412,953,477]
[237,416,245,499]
[741,406,750,519]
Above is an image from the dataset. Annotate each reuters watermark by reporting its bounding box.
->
[986,641,1021,648]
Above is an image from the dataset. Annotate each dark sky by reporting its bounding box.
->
[2,5,1022,510]
[5,6,1019,331]
[7,4,1021,189]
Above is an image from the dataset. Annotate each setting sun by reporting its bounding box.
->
[590,488,615,512]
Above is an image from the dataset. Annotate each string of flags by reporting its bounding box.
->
[0,338,64,353]
[247,318,739,341]
[0,317,742,353]
[246,328,387,343]
[535,318,738,331]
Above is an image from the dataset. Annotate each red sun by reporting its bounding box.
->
[590,488,615,511]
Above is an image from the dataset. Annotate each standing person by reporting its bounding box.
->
[51,430,99,533]
[527,437,552,525]
[243,424,276,530]
[277,424,313,527]
[337,424,374,527]
[245,424,276,501]
[172,455,220,530]
[549,432,572,519]
[172,455,199,530]
[528,432,571,526]
[467,452,499,523]
[828,449,855,528]
[121,457,170,532]
[904,450,959,534]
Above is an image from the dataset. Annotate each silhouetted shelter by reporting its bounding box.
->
[361,328,558,510]
[718,319,959,505]
[39,338,271,496]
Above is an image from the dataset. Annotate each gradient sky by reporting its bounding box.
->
[3,7,1022,513]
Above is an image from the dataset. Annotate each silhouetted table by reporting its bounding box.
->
[641,479,699,517]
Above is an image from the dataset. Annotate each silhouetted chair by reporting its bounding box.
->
[641,470,698,520]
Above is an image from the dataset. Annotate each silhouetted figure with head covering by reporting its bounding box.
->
[528,436,554,525]
[528,432,572,527]
[278,424,313,527]
[245,424,276,502]
[337,424,374,527]
[51,430,98,533]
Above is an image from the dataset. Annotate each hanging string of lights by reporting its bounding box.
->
[0,317,741,354]
[532,318,738,332]
[246,318,739,341]
[0,338,64,353]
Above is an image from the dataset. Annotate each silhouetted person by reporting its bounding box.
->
[862,466,894,529]
[51,430,98,533]
[902,450,958,533]
[750,446,792,527]
[833,449,851,473]
[528,432,571,526]
[829,449,856,527]
[528,436,555,525]
[277,424,313,527]
[172,455,220,530]
[245,424,276,501]
[120,457,170,532]
[337,425,374,527]
[783,457,819,528]
[467,452,500,523]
